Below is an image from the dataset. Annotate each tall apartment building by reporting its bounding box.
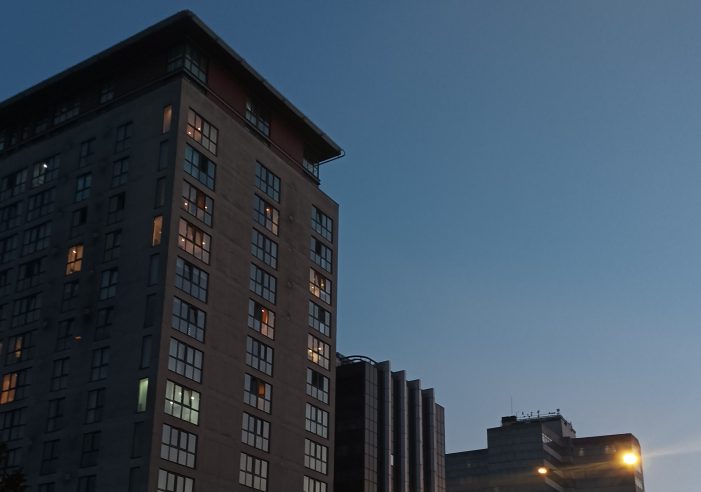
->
[0,11,341,492]
[334,354,446,492]
[446,413,644,492]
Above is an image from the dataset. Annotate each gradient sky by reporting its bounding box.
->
[2,1,700,490]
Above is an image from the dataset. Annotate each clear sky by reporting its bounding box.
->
[2,1,699,489]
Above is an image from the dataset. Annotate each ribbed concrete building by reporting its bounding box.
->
[0,11,341,492]
[334,354,446,492]
[446,413,644,492]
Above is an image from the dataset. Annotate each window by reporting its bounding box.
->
[159,141,169,170]
[70,207,88,234]
[177,219,211,263]
[165,380,200,425]
[0,169,27,201]
[253,195,279,236]
[56,319,74,351]
[0,369,30,404]
[308,301,331,337]
[155,177,166,208]
[38,483,56,492]
[157,469,194,492]
[305,403,329,439]
[0,235,18,264]
[312,206,334,242]
[243,374,271,413]
[149,254,160,285]
[163,105,173,133]
[182,181,213,226]
[100,82,114,104]
[172,297,205,342]
[0,202,22,231]
[245,337,273,376]
[255,163,279,202]
[95,307,113,341]
[111,157,129,187]
[106,192,125,224]
[241,412,270,452]
[186,109,218,154]
[161,424,197,468]
[245,100,271,137]
[152,216,163,246]
[80,431,100,467]
[175,257,208,302]
[309,269,332,305]
[303,156,320,180]
[31,155,60,188]
[77,475,96,492]
[0,408,26,441]
[53,100,79,124]
[251,229,277,269]
[306,368,329,404]
[50,358,69,391]
[249,264,276,304]
[0,268,9,296]
[103,230,121,261]
[168,44,208,84]
[168,338,203,383]
[307,335,330,369]
[66,244,84,275]
[239,452,268,491]
[61,280,80,312]
[115,122,133,153]
[40,440,60,475]
[5,331,34,364]
[12,293,41,327]
[248,299,275,339]
[184,144,216,190]
[79,138,95,167]
[16,257,45,290]
[137,378,149,413]
[46,398,64,432]
[75,173,92,202]
[90,347,110,381]
[22,221,51,254]
[304,476,327,492]
[310,237,333,273]
[85,388,105,424]
[304,439,328,474]
[140,336,152,369]
[99,268,118,300]
[26,188,55,221]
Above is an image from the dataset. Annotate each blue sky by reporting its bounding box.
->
[3,1,700,489]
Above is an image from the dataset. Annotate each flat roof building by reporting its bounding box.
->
[0,11,341,492]
[446,413,644,492]
[334,354,446,492]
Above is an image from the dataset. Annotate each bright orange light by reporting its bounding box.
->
[622,453,638,466]
[537,467,548,475]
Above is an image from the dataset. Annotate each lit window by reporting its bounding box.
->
[239,452,268,491]
[241,412,270,452]
[178,218,211,264]
[255,162,279,202]
[309,269,332,305]
[243,373,271,414]
[163,105,173,134]
[249,264,276,304]
[168,338,203,383]
[137,378,149,413]
[253,195,279,236]
[0,370,29,405]
[245,100,270,137]
[115,122,133,153]
[247,299,275,339]
[182,181,213,226]
[172,297,206,342]
[310,237,333,273]
[164,380,200,425]
[246,336,273,376]
[184,144,216,190]
[307,335,330,369]
[312,206,334,242]
[185,109,218,154]
[66,245,84,275]
[251,229,277,269]
[304,439,328,474]
[31,154,60,188]
[5,331,34,364]
[306,368,329,404]
[160,424,197,468]
[305,403,329,439]
[152,216,163,246]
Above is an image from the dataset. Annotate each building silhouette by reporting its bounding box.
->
[334,354,446,492]
[0,11,341,492]
[446,413,644,492]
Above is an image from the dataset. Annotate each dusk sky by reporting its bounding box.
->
[2,1,700,490]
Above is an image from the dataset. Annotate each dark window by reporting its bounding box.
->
[12,293,41,327]
[304,438,328,474]
[90,347,109,381]
[157,469,194,492]
[80,431,100,467]
[99,269,118,300]
[111,157,129,187]
[304,476,327,492]
[160,424,196,468]
[40,440,60,475]
[75,173,92,202]
[306,368,329,404]
[0,169,27,201]
[85,388,105,424]
[46,398,64,432]
[310,237,333,273]
[305,403,329,439]
[16,257,45,291]
[26,188,56,221]
[115,122,133,153]
[249,264,276,304]
[56,319,74,351]
[95,307,114,341]
[308,301,331,337]
[0,235,18,264]
[77,475,97,492]
[0,202,22,231]
[312,206,334,242]
[100,82,114,104]
[50,358,69,391]
[168,338,203,383]
[61,279,80,312]
[0,407,26,441]
[246,100,271,137]
[175,258,208,302]
[106,192,125,224]
[253,195,279,236]
[245,336,273,376]
[53,100,79,124]
[22,221,51,254]
[239,452,268,491]
[167,45,208,84]
[79,138,95,167]
[251,229,277,269]
[103,230,121,262]
[172,297,205,342]
[254,163,279,202]
[184,144,216,189]
[241,412,270,452]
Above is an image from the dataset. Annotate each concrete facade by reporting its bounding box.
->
[0,11,340,492]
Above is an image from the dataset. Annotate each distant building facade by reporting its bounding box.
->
[446,414,644,492]
[334,354,446,492]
